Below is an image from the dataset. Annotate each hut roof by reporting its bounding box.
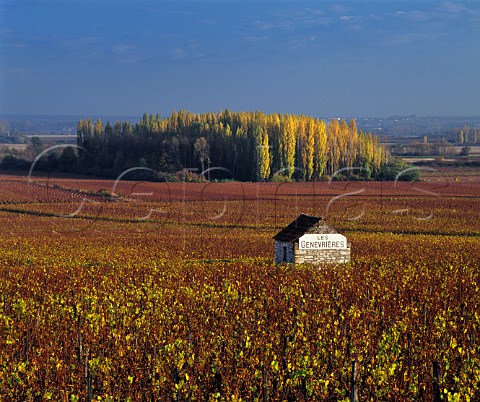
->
[273,214,324,243]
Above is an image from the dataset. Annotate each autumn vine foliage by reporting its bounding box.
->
[1,237,479,400]
[1,177,479,400]
[74,110,387,180]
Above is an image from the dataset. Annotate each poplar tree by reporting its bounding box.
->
[268,113,281,174]
[305,117,315,180]
[256,127,271,180]
[327,119,340,175]
[280,115,296,178]
[338,119,349,167]
[122,121,132,136]
[114,121,122,136]
[94,118,103,136]
[347,118,358,168]
[71,110,388,181]
[139,113,149,134]
[313,119,327,178]
[85,118,93,137]
[296,118,307,179]
[76,119,83,146]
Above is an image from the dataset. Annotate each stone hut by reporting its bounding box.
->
[273,214,350,265]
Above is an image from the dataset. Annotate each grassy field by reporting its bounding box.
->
[0,173,479,400]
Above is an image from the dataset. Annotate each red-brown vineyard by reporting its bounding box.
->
[0,173,479,400]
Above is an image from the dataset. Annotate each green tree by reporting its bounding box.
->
[114,121,122,136]
[24,136,44,161]
[29,136,43,153]
[460,146,471,156]
[59,146,78,172]
[104,122,113,137]
[122,121,132,136]
[113,150,126,172]
[85,118,93,137]
[383,158,420,181]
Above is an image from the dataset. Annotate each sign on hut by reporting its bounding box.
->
[273,214,351,265]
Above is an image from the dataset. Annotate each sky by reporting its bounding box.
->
[1,0,480,118]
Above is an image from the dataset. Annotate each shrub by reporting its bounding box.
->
[271,173,292,182]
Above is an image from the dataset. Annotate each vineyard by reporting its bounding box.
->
[0,173,479,400]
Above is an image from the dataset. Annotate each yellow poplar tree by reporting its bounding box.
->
[327,119,340,175]
[94,118,103,136]
[280,115,296,178]
[338,119,349,167]
[268,113,281,173]
[305,117,315,180]
[347,118,358,168]
[296,117,307,179]
[258,128,271,180]
[314,119,327,178]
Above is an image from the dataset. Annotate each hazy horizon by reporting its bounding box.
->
[2,113,480,120]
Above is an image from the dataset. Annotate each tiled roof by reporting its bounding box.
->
[273,214,324,243]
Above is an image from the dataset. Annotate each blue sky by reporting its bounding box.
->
[1,0,480,117]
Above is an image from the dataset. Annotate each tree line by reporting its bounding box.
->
[454,126,480,145]
[72,110,389,181]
